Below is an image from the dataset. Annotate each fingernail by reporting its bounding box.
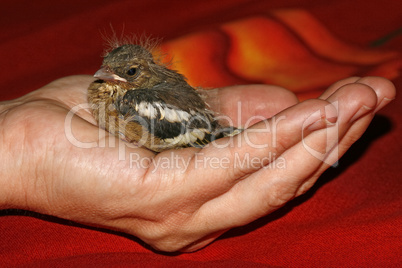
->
[374,97,395,113]
[350,105,373,122]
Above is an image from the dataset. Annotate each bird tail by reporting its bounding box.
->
[214,126,243,139]
[189,126,242,148]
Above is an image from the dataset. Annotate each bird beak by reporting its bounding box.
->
[94,66,127,82]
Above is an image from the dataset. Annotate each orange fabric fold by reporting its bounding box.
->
[159,9,401,99]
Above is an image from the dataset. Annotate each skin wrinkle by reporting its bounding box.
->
[24,105,66,213]
[0,111,13,209]
[0,105,35,210]
[226,118,285,177]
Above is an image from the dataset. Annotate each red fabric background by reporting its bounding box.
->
[0,0,401,266]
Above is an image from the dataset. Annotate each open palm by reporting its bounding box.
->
[0,75,395,252]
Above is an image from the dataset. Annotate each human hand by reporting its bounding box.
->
[0,75,395,252]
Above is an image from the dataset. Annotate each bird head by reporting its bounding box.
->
[94,44,163,87]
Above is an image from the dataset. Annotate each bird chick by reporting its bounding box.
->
[88,44,240,152]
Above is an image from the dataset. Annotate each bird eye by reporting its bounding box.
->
[126,67,138,76]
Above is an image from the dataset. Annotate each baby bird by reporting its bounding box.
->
[88,44,239,152]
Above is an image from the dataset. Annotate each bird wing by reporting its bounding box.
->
[117,88,219,148]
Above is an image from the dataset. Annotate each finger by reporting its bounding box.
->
[208,84,299,126]
[184,98,338,199]
[284,82,378,195]
[309,77,395,179]
[319,76,360,99]
[355,77,396,112]
[193,82,378,232]
[299,77,396,193]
